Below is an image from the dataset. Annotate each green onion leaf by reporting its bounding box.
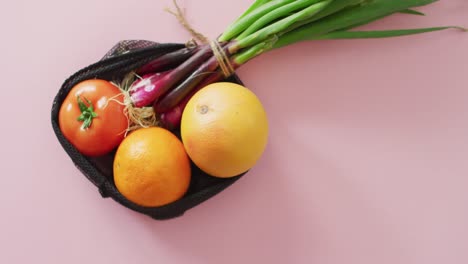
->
[237,0,326,40]
[399,9,425,16]
[273,0,441,49]
[233,0,333,51]
[219,0,296,42]
[310,26,466,40]
[275,0,368,38]
[237,0,272,20]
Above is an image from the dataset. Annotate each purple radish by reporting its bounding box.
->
[129,71,171,107]
[129,45,214,108]
[136,46,201,76]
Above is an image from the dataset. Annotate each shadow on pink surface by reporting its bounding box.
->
[124,31,468,262]
[140,144,328,262]
[132,128,404,263]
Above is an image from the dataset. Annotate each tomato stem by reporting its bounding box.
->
[77,96,98,130]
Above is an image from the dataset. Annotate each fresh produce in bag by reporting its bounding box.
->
[51,0,465,220]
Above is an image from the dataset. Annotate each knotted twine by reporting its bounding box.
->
[165,0,235,78]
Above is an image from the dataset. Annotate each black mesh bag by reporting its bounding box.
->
[51,40,246,220]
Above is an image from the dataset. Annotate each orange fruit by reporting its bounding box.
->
[113,127,191,207]
[181,82,268,178]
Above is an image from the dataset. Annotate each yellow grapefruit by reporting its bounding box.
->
[181,82,268,178]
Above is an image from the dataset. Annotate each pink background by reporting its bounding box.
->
[1,0,467,263]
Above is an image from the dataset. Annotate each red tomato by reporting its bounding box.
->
[59,79,128,156]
